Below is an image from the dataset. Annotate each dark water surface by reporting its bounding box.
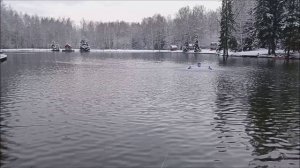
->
[0,52,299,168]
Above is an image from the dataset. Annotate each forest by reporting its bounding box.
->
[0,2,219,50]
[1,0,299,54]
[220,0,299,56]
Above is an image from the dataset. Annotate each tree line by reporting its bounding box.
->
[0,2,220,50]
[220,0,300,56]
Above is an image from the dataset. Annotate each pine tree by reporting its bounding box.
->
[255,0,285,55]
[241,6,258,51]
[243,20,257,51]
[282,0,300,57]
[219,0,236,57]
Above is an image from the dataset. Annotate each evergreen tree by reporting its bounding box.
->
[242,20,257,51]
[255,0,285,55]
[281,0,300,57]
[219,0,235,57]
[194,39,201,52]
[242,7,258,51]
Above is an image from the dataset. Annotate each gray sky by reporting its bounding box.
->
[3,0,221,24]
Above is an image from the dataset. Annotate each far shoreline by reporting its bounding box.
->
[1,48,299,60]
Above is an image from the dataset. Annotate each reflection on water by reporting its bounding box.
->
[246,63,300,167]
[0,52,299,168]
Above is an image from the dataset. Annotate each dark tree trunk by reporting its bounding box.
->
[287,48,290,59]
[271,45,276,55]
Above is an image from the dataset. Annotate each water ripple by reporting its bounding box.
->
[0,52,299,168]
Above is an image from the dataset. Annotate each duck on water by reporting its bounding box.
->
[187,63,213,70]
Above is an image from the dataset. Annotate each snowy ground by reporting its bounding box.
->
[218,48,300,59]
[0,48,52,53]
[1,48,299,59]
[0,48,216,54]
[92,49,217,54]
[231,49,285,57]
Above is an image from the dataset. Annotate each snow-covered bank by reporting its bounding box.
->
[92,49,216,54]
[0,48,217,54]
[218,48,300,59]
[231,49,285,57]
[0,48,52,52]
[92,49,171,53]
[1,48,298,59]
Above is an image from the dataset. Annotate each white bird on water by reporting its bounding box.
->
[208,66,212,70]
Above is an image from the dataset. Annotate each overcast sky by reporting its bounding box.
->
[3,0,221,24]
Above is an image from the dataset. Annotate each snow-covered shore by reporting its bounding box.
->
[92,49,217,54]
[218,49,300,59]
[0,48,52,52]
[1,48,299,59]
[0,48,216,54]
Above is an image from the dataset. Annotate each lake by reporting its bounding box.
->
[0,52,299,168]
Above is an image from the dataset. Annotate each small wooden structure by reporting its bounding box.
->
[62,43,75,52]
[210,42,219,50]
[182,42,194,52]
[188,44,194,50]
[170,45,178,51]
